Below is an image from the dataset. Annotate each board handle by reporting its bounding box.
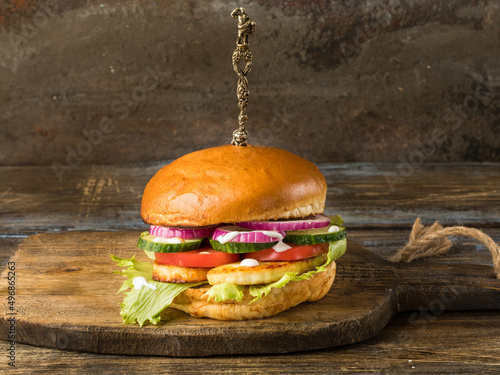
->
[390,260,500,313]
[386,219,500,312]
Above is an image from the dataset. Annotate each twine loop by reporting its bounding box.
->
[390,218,500,279]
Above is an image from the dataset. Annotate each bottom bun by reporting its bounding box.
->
[169,261,336,320]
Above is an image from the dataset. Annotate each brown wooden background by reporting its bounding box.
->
[1,0,499,167]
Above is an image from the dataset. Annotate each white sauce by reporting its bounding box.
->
[133,276,157,291]
[240,258,259,267]
[272,240,292,253]
[328,225,340,233]
[261,231,285,241]
[217,231,242,244]
[216,230,284,244]
[153,236,184,244]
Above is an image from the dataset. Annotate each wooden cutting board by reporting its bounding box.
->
[1,231,499,356]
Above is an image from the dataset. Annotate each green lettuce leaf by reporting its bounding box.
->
[208,238,347,304]
[328,215,344,226]
[111,254,154,293]
[205,283,246,302]
[111,237,347,325]
[111,254,204,326]
[248,272,297,303]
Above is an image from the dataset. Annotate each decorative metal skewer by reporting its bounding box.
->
[231,7,256,146]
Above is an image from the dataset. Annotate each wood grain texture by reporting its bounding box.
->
[5,311,500,375]
[1,163,499,232]
[1,231,498,356]
[1,163,499,373]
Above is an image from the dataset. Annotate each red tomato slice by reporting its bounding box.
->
[243,243,329,261]
[155,248,240,268]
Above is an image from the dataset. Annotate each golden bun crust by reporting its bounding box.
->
[141,144,327,227]
[169,261,336,320]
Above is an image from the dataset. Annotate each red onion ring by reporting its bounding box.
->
[212,226,286,243]
[236,214,330,231]
[149,225,217,240]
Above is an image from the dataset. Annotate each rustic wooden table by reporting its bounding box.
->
[1,162,499,374]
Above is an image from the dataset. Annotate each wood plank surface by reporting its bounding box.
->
[5,311,500,375]
[1,163,500,373]
[1,163,499,232]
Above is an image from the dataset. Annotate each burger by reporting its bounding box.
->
[112,144,346,326]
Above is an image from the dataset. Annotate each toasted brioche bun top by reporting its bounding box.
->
[141,144,327,227]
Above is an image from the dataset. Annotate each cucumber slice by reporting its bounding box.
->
[209,239,277,254]
[137,232,204,253]
[284,225,346,245]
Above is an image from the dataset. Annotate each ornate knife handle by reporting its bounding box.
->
[231,7,256,146]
